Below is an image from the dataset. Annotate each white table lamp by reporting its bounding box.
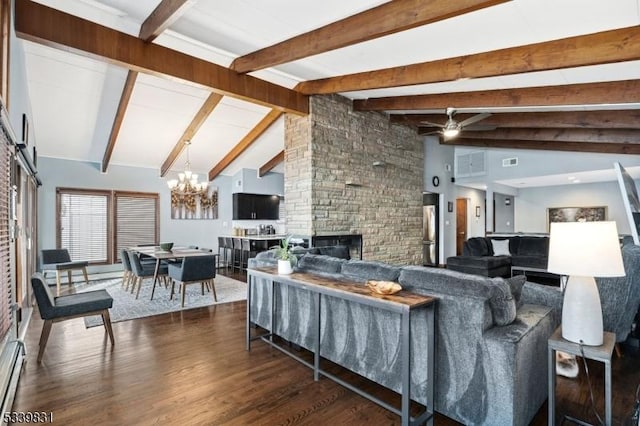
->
[547,221,625,346]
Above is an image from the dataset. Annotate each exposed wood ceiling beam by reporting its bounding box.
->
[457,128,640,143]
[353,80,640,111]
[230,0,508,74]
[397,110,640,129]
[441,137,640,155]
[101,71,137,172]
[208,110,283,181]
[139,0,194,42]
[298,26,640,94]
[258,150,285,177]
[14,0,308,114]
[160,93,224,177]
[102,0,194,173]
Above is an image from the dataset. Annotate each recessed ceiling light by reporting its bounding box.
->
[568,176,576,180]
[573,179,581,183]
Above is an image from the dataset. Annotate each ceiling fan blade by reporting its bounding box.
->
[423,130,442,136]
[463,124,497,131]
[459,112,491,128]
[419,121,445,128]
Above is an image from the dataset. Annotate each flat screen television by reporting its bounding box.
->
[614,162,640,245]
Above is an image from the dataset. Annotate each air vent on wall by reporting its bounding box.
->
[502,157,518,167]
[455,151,486,178]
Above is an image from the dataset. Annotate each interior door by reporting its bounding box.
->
[456,198,468,256]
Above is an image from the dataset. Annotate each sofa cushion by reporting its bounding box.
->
[491,239,511,256]
[341,260,401,282]
[463,237,492,256]
[511,255,548,269]
[447,255,510,269]
[517,237,549,256]
[296,254,346,274]
[399,266,517,326]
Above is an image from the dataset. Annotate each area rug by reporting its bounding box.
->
[75,275,247,328]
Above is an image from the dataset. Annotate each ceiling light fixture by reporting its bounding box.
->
[442,118,460,138]
[167,141,209,195]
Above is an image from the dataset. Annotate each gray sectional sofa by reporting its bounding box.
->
[247,241,640,425]
[447,236,549,278]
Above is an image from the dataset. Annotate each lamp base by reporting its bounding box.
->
[562,275,603,346]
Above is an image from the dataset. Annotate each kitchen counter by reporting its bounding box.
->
[227,234,287,241]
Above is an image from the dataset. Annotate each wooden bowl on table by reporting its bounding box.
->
[366,280,402,295]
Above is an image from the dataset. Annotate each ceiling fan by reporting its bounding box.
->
[421,107,492,139]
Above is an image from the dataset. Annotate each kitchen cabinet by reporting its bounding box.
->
[233,193,280,220]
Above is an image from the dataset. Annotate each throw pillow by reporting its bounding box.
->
[505,275,526,308]
[491,239,510,256]
[485,280,517,326]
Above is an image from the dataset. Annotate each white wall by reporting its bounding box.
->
[494,193,514,232]
[515,180,638,235]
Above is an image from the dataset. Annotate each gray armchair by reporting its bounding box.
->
[168,255,216,307]
[522,242,640,346]
[31,273,114,363]
[40,248,89,296]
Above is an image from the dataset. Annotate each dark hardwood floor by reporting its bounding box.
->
[11,270,640,425]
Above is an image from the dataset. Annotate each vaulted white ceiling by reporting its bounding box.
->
[20,0,640,181]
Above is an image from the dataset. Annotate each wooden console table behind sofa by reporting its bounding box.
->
[246,266,437,426]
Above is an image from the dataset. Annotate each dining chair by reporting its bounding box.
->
[120,249,134,291]
[31,273,114,363]
[40,248,90,296]
[168,255,217,307]
[128,251,168,300]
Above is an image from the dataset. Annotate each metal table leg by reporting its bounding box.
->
[605,358,612,426]
[314,292,321,381]
[548,347,556,426]
[246,273,252,351]
[401,309,410,426]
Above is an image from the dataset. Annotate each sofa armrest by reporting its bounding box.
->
[521,281,562,324]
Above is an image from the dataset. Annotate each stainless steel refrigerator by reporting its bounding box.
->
[423,193,439,266]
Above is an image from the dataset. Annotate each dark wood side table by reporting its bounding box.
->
[548,327,615,426]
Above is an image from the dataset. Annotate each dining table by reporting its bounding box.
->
[129,246,218,288]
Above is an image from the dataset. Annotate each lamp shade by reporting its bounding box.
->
[548,221,624,277]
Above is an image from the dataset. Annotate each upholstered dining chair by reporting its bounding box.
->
[40,248,89,296]
[168,255,217,307]
[120,249,134,291]
[31,273,114,363]
[127,251,168,300]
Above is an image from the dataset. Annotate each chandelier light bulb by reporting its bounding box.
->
[178,172,185,182]
[184,170,192,180]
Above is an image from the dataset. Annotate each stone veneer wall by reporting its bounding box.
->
[285,94,423,265]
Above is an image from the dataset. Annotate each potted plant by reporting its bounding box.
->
[275,236,297,274]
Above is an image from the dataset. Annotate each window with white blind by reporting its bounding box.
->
[56,189,159,264]
[114,192,158,262]
[57,189,110,264]
[0,126,12,341]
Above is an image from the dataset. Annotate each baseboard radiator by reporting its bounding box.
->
[0,337,25,425]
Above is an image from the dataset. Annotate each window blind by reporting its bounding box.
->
[58,191,109,263]
[114,193,158,261]
[0,129,11,341]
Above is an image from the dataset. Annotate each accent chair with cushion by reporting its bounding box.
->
[40,248,89,296]
[31,273,114,363]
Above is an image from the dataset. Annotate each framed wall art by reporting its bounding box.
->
[547,206,607,230]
